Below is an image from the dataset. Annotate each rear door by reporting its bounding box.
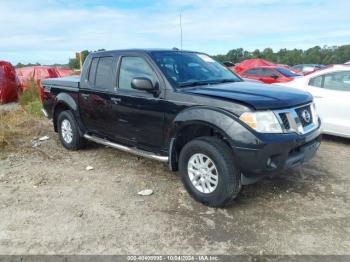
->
[308,71,350,136]
[79,56,120,138]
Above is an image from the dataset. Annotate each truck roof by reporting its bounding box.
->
[91,48,201,56]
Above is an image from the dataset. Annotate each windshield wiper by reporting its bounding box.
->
[178,78,239,88]
[213,78,240,83]
[178,80,212,87]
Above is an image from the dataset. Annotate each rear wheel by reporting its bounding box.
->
[57,110,85,150]
[179,137,241,207]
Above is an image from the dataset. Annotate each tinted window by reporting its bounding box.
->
[88,58,99,84]
[260,68,276,77]
[118,56,158,90]
[95,56,115,91]
[323,71,350,91]
[244,68,261,76]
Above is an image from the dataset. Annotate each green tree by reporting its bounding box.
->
[212,44,350,66]
[68,58,80,69]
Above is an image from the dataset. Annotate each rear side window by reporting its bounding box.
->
[95,56,115,91]
[259,68,275,77]
[88,58,99,84]
[276,67,300,77]
[244,68,260,76]
[118,56,157,90]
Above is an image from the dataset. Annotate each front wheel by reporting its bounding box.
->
[179,137,241,207]
[57,110,85,150]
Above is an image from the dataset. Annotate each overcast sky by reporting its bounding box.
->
[0,0,349,65]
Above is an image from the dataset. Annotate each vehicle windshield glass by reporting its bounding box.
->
[276,67,301,77]
[151,51,242,87]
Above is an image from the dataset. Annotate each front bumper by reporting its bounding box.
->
[233,122,322,183]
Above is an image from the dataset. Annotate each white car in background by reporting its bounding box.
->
[276,65,350,138]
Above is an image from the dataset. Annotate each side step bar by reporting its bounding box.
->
[83,134,168,162]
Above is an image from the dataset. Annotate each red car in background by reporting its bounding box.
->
[238,66,301,84]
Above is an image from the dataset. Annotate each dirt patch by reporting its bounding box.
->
[0,105,349,255]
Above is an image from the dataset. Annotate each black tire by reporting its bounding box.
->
[179,137,241,207]
[57,110,85,150]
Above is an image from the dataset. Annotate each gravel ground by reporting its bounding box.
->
[0,105,349,255]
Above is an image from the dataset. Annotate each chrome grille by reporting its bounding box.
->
[295,105,313,127]
[274,103,318,135]
[279,113,290,130]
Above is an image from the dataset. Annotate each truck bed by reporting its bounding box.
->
[41,76,80,89]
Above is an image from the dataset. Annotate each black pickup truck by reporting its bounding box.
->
[42,49,321,207]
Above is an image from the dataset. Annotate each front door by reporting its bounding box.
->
[111,55,165,151]
[307,70,350,136]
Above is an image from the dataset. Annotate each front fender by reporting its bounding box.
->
[166,106,258,149]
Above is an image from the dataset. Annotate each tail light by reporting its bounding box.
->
[38,80,44,102]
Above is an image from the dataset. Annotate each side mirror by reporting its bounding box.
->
[270,74,279,79]
[131,77,155,91]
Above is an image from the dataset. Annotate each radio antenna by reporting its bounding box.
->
[179,11,183,51]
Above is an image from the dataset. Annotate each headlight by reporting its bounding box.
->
[239,111,283,133]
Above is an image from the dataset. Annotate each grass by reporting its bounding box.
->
[18,80,43,117]
[0,108,33,148]
[0,80,44,149]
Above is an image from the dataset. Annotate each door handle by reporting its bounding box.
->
[81,94,90,99]
[111,97,122,104]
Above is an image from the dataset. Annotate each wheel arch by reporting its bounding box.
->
[53,93,79,132]
[167,106,251,171]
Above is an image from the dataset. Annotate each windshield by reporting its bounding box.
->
[276,67,301,77]
[151,51,242,87]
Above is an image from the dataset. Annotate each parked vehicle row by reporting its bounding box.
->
[292,64,326,74]
[239,65,301,84]
[41,49,322,207]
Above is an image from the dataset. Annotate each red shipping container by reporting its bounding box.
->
[56,67,74,77]
[16,66,60,91]
[0,61,19,104]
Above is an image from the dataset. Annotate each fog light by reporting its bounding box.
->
[267,157,277,169]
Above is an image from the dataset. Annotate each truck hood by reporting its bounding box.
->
[179,81,312,110]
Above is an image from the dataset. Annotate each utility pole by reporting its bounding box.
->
[75,52,83,70]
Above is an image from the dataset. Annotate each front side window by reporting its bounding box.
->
[118,56,158,90]
[95,56,115,91]
[309,75,323,87]
[151,51,241,87]
[323,71,350,91]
